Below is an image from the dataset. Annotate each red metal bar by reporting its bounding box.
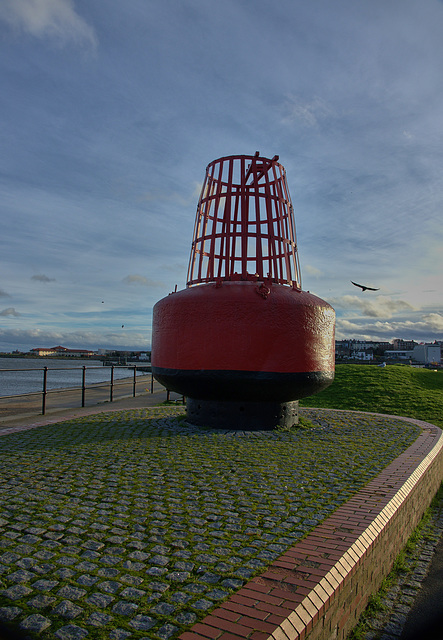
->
[240,156,248,278]
[187,154,300,288]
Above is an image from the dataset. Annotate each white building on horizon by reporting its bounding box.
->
[412,344,441,365]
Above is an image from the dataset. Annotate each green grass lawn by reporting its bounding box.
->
[300,364,443,428]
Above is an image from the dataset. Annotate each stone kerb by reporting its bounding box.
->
[180,417,443,640]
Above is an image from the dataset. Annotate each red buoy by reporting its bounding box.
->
[152,153,335,429]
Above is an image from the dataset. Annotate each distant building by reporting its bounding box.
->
[351,350,374,361]
[30,346,95,357]
[384,350,414,361]
[392,338,418,351]
[336,338,442,366]
[335,339,378,360]
[412,344,441,365]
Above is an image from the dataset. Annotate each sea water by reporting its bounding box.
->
[0,357,146,398]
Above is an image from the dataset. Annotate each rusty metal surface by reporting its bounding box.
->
[152,281,335,375]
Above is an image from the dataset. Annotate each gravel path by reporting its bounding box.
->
[0,406,420,640]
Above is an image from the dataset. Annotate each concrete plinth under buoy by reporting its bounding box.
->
[185,398,299,430]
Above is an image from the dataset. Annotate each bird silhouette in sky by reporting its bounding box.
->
[351,281,379,292]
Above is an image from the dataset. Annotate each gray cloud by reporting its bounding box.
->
[0,0,97,48]
[0,289,10,297]
[122,275,163,288]
[421,313,443,332]
[330,295,416,319]
[1,1,443,351]
[0,307,20,317]
[281,95,333,128]
[336,312,443,342]
[31,274,56,283]
[141,183,202,207]
[304,264,323,278]
[0,327,148,351]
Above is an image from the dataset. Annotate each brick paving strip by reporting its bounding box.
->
[180,416,443,640]
[0,407,439,640]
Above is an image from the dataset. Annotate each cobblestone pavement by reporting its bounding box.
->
[349,486,443,640]
[0,406,420,640]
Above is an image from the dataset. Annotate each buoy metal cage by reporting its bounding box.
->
[186,153,301,288]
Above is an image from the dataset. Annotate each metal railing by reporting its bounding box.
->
[0,365,160,415]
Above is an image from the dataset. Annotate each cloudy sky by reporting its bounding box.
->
[1,0,442,352]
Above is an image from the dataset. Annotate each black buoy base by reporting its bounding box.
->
[186,398,299,430]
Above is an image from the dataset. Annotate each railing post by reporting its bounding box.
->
[42,367,48,415]
[151,372,154,393]
[110,365,114,403]
[82,366,86,407]
[133,366,137,397]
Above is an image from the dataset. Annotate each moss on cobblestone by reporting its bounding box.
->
[0,406,419,639]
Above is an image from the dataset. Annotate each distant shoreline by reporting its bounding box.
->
[0,354,103,360]
[0,354,150,365]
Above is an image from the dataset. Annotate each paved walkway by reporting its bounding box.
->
[0,376,181,433]
[0,385,183,434]
[0,399,441,640]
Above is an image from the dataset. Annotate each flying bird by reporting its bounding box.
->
[351,281,379,292]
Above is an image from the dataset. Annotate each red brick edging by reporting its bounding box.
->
[180,416,443,640]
